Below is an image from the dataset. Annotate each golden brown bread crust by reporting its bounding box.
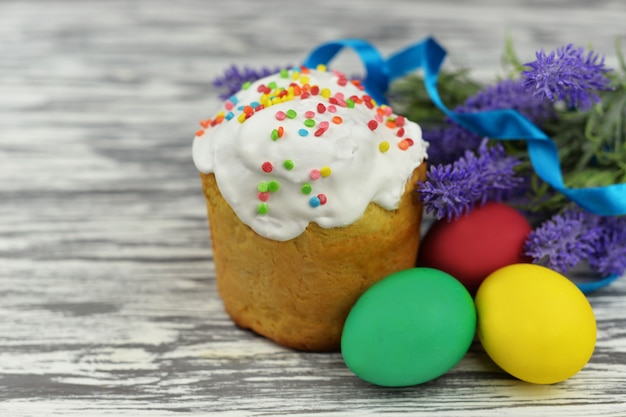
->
[200,162,426,351]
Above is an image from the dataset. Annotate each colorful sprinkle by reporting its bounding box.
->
[305,110,316,119]
[332,116,343,124]
[258,192,270,202]
[320,88,331,98]
[277,126,284,138]
[280,69,290,78]
[301,183,313,194]
[271,129,279,141]
[317,103,326,113]
[242,81,251,90]
[196,129,205,137]
[286,109,297,119]
[237,113,247,123]
[398,139,410,150]
[314,128,325,137]
[396,127,405,137]
[310,169,321,180]
[268,180,280,192]
[262,162,273,173]
[352,80,365,90]
[257,203,269,215]
[316,64,327,72]
[367,120,379,130]
[225,111,234,120]
[320,166,332,177]
[346,99,355,108]
[395,115,406,127]
[304,119,316,128]
[379,141,390,153]
[275,111,286,121]
[257,182,269,192]
[224,101,235,111]
[405,138,415,146]
[311,85,320,95]
[328,105,337,113]
[298,128,309,137]
[283,159,295,170]
[318,193,328,205]
[319,121,330,130]
[309,196,321,208]
[350,95,363,104]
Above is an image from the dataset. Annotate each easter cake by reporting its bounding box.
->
[192,66,428,351]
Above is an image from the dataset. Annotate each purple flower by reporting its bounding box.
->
[521,44,612,110]
[588,215,626,276]
[462,79,554,124]
[525,207,626,277]
[418,139,523,221]
[424,79,553,165]
[525,207,602,273]
[423,123,483,166]
[213,64,287,100]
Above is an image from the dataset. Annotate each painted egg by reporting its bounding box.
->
[418,202,532,294]
[475,263,596,384]
[341,268,476,387]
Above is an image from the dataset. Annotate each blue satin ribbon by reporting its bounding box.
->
[576,273,620,294]
[303,37,624,291]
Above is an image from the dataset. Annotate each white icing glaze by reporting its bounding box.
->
[193,68,428,241]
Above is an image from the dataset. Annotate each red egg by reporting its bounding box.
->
[418,202,532,295]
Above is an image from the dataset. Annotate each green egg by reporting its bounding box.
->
[341,267,476,387]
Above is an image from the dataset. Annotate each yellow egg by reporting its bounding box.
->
[475,263,596,384]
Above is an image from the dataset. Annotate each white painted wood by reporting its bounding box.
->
[2,1,626,415]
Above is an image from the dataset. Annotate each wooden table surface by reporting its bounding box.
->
[2,1,626,415]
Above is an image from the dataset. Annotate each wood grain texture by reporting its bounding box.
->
[1,0,626,415]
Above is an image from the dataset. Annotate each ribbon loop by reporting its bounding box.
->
[302,38,390,105]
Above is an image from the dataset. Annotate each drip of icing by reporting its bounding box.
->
[192,67,428,241]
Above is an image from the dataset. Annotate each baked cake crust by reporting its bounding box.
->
[201,163,426,351]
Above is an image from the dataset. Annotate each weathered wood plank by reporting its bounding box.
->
[2,1,626,415]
